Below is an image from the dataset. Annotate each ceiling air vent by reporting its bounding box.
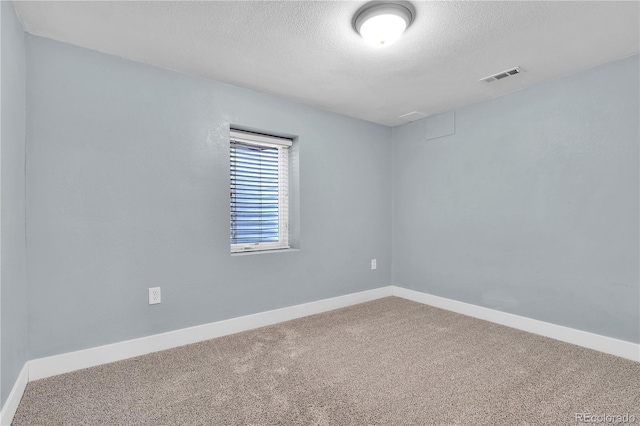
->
[399,111,428,122]
[479,67,522,83]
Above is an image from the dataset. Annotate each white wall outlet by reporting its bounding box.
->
[149,287,161,305]
[371,259,377,270]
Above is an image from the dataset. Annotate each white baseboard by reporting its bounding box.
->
[28,286,393,381]
[0,363,28,426]
[7,284,637,426]
[392,286,640,362]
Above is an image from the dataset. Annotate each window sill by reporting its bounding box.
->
[231,248,300,257]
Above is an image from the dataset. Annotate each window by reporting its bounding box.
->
[230,129,291,253]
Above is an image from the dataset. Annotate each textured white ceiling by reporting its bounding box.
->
[14,1,640,126]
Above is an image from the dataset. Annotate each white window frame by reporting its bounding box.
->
[230,129,291,253]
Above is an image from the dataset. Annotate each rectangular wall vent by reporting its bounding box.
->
[479,67,522,83]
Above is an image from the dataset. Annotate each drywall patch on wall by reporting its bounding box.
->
[424,110,455,141]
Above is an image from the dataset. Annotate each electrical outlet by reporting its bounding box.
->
[149,287,161,305]
[371,259,377,270]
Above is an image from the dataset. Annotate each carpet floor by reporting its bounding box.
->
[13,297,640,425]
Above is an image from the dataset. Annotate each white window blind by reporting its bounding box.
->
[230,129,291,253]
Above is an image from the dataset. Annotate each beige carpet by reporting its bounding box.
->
[13,297,640,425]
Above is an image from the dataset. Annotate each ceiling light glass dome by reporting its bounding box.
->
[353,2,415,46]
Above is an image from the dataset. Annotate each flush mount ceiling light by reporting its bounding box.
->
[353,1,415,47]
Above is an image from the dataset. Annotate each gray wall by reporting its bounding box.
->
[25,35,392,359]
[392,55,640,343]
[14,25,640,374]
[1,1,27,407]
